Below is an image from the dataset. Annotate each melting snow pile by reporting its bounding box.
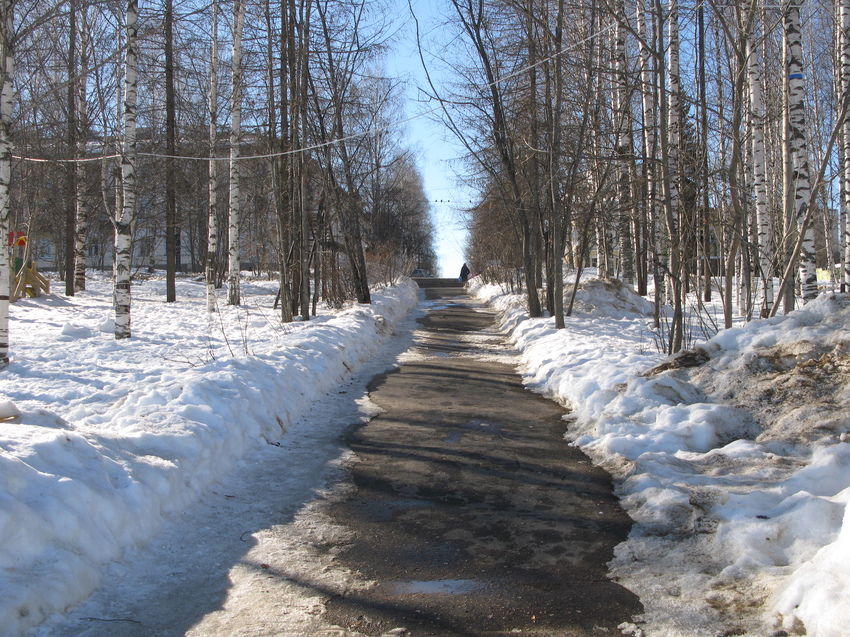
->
[0,274,418,635]
[471,277,850,637]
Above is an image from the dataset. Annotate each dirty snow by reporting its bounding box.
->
[470,275,850,637]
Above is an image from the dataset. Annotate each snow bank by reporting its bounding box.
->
[471,277,850,636]
[0,274,418,635]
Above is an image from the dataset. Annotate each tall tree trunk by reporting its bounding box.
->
[298,122,310,317]
[206,0,219,313]
[275,0,293,321]
[781,27,796,313]
[768,78,847,317]
[165,0,177,302]
[266,0,292,322]
[115,0,138,340]
[785,0,817,303]
[227,0,245,306]
[841,0,850,292]
[698,0,711,302]
[289,0,301,316]
[658,0,684,353]
[342,185,370,304]
[113,39,123,285]
[550,0,565,328]
[65,0,77,295]
[719,4,753,329]
[638,0,661,322]
[525,0,545,309]
[298,0,310,318]
[0,0,14,367]
[841,123,848,294]
[74,7,89,293]
[748,18,773,317]
[614,0,634,285]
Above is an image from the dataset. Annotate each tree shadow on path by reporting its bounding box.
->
[324,286,643,636]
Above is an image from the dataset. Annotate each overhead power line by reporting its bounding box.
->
[14,105,445,165]
[14,5,631,167]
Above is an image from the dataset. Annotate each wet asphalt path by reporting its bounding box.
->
[324,282,642,636]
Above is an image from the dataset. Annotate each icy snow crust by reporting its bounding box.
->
[471,277,850,637]
[0,273,418,635]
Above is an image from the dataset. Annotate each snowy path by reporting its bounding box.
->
[320,285,642,635]
[15,276,850,636]
[34,297,422,637]
[35,283,640,636]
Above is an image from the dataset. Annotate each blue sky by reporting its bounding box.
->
[388,0,472,278]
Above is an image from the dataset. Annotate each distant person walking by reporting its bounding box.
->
[459,262,470,282]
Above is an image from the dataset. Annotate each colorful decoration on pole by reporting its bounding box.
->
[7,231,25,247]
[7,231,49,300]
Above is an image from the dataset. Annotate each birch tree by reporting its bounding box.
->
[0,0,13,367]
[227,0,245,306]
[165,0,176,302]
[841,0,850,291]
[784,0,817,302]
[73,5,90,293]
[207,0,219,312]
[65,0,77,295]
[747,14,773,316]
[114,0,138,340]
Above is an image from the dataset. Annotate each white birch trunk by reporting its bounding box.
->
[781,21,795,312]
[0,0,13,367]
[207,0,219,313]
[115,0,138,340]
[667,0,680,249]
[785,0,817,302]
[841,0,850,291]
[227,0,245,307]
[748,28,774,316]
[113,31,123,290]
[74,10,89,293]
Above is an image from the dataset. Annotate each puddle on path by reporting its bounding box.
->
[375,579,484,596]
